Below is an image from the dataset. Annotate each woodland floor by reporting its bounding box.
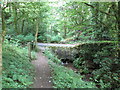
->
[32,52,53,88]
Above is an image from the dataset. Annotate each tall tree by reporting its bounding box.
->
[1,3,7,42]
[35,18,39,48]
[12,3,18,34]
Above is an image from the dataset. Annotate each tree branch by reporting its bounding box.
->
[84,3,114,16]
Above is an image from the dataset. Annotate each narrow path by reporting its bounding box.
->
[32,52,53,88]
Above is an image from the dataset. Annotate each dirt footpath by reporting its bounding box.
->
[32,52,53,88]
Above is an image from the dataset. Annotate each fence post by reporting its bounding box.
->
[28,42,31,59]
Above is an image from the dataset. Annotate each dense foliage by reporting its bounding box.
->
[74,41,120,88]
[1,2,120,43]
[1,1,120,89]
[48,41,120,88]
[2,40,35,88]
[44,49,96,88]
[51,65,96,88]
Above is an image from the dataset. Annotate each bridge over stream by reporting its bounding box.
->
[37,43,81,62]
[37,41,115,61]
[32,43,82,88]
[37,43,79,48]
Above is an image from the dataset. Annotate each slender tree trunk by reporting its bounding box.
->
[35,18,39,48]
[21,19,25,33]
[13,3,18,34]
[64,15,67,39]
[1,8,6,42]
[64,24,66,38]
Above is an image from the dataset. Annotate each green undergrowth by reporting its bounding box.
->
[44,49,97,88]
[50,64,96,88]
[44,49,61,64]
[2,40,36,88]
[74,41,120,88]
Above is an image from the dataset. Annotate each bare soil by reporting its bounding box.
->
[32,52,53,88]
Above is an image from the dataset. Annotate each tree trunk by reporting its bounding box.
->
[35,18,39,48]
[64,24,67,39]
[13,3,18,34]
[1,8,6,42]
[21,19,25,33]
[64,15,67,39]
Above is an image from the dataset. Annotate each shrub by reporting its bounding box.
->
[24,34,35,42]
[2,41,35,88]
[12,34,35,44]
[73,58,83,69]
[74,41,120,88]
[44,49,61,64]
[50,64,96,88]
[51,35,62,43]
[38,35,47,42]
[16,34,25,43]
[46,34,62,43]
[44,49,96,88]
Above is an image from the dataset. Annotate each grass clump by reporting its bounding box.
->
[2,41,35,88]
